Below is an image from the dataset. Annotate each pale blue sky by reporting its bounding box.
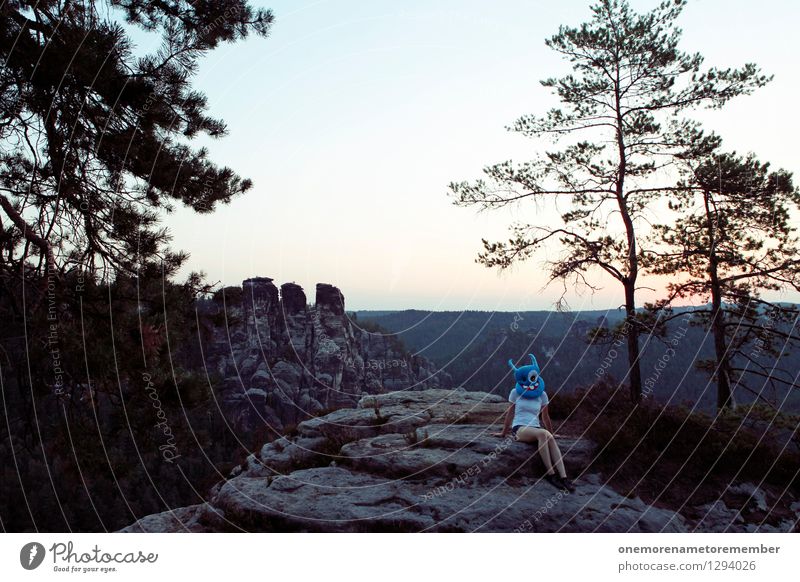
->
[155,0,800,310]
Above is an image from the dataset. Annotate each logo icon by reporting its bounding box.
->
[20,542,46,570]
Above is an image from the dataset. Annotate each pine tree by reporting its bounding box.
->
[0,1,273,301]
[647,151,800,409]
[449,0,770,401]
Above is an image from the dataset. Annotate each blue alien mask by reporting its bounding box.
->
[508,354,546,399]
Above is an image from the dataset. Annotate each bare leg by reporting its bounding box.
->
[547,436,567,478]
[515,427,556,475]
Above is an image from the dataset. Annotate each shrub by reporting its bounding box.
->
[564,383,800,509]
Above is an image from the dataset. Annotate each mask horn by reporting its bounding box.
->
[508,359,517,371]
[529,354,538,367]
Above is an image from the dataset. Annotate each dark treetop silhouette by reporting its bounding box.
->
[450,0,771,404]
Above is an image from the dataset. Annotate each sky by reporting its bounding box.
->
[151,0,800,310]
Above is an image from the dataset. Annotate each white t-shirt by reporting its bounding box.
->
[509,388,549,428]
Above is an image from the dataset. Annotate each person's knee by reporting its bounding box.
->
[516,431,535,443]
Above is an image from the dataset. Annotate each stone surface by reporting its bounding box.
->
[691,500,744,532]
[120,389,691,533]
[118,503,227,533]
[724,482,769,513]
[122,388,800,533]
[340,424,593,480]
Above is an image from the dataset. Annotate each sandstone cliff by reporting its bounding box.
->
[201,278,451,436]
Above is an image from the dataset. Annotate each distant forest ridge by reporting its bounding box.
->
[353,306,800,414]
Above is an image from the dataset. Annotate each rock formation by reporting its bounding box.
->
[200,278,451,438]
[117,282,799,534]
[121,389,694,533]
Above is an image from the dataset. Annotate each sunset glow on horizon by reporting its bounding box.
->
[162,0,800,310]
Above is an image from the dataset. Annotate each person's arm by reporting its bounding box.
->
[541,405,555,435]
[492,403,514,437]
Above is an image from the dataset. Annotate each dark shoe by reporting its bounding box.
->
[558,476,576,493]
[544,473,563,490]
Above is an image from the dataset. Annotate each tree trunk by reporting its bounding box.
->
[613,66,642,403]
[702,189,734,410]
[709,264,733,410]
[624,280,643,403]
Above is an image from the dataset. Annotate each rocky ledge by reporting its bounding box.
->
[121,389,694,532]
